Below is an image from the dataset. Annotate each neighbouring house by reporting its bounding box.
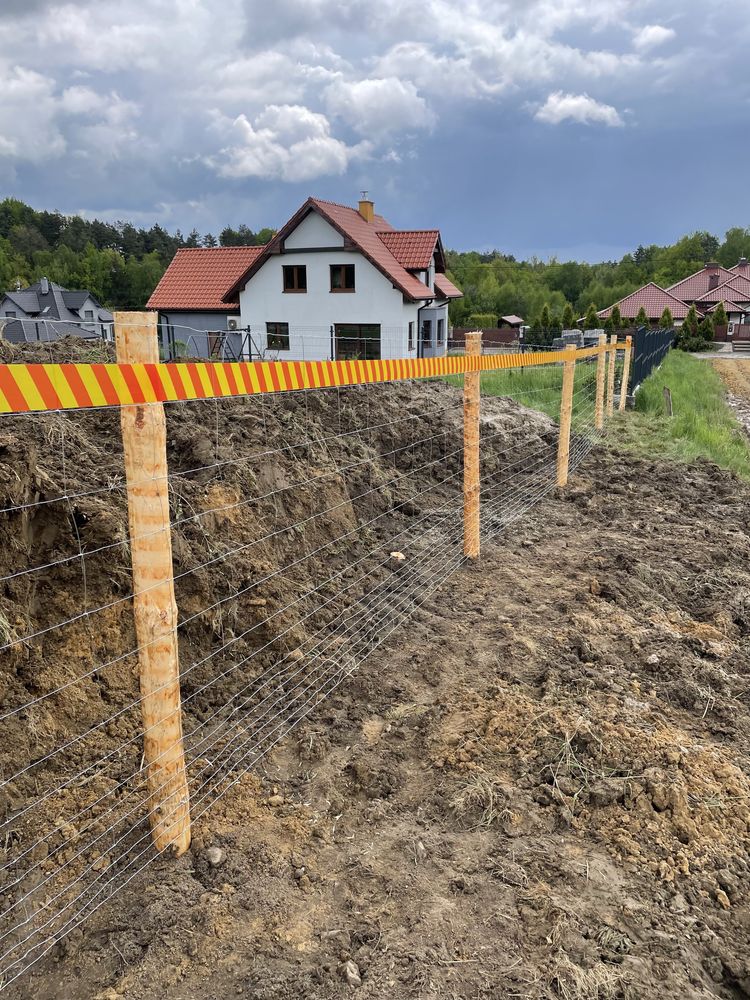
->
[500,315,525,329]
[596,261,750,335]
[596,283,690,325]
[0,277,113,343]
[146,245,266,358]
[221,196,463,361]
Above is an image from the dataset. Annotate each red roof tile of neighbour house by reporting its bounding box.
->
[376,230,439,269]
[597,283,690,321]
[434,274,463,299]
[223,197,452,303]
[694,274,750,304]
[731,258,750,278]
[707,299,744,313]
[666,264,736,302]
[147,246,266,311]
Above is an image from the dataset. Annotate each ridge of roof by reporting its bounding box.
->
[597,282,691,319]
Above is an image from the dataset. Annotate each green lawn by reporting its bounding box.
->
[444,362,601,424]
[615,351,750,480]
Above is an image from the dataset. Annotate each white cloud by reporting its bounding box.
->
[534,91,624,126]
[209,104,370,182]
[324,77,435,137]
[633,24,676,51]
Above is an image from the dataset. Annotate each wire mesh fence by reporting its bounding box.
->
[0,318,631,991]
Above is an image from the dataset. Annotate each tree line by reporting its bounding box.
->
[0,198,274,310]
[3,197,749,331]
[445,228,750,337]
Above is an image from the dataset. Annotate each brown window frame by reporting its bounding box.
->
[282,264,307,292]
[266,321,290,350]
[330,263,355,292]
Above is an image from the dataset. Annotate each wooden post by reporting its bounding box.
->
[556,349,576,487]
[619,335,632,411]
[463,331,481,559]
[606,333,617,417]
[595,333,607,430]
[114,311,191,856]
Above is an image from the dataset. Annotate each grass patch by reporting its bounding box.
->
[444,362,600,423]
[616,351,750,479]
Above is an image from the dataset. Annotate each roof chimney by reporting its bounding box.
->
[739,257,748,268]
[40,276,49,295]
[709,273,720,290]
[358,191,374,224]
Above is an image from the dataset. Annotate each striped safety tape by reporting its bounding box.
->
[0,345,612,415]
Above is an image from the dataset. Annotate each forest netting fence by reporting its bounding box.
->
[0,317,630,992]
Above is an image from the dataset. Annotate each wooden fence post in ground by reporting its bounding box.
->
[595,333,607,430]
[556,348,576,487]
[606,333,618,417]
[114,311,191,856]
[619,335,632,411]
[463,331,482,559]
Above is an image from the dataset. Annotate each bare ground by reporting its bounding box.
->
[1,341,750,999]
[8,446,750,1000]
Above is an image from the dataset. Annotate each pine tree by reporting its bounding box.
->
[683,303,699,338]
[659,307,673,329]
[635,306,649,328]
[562,302,575,329]
[712,301,728,329]
[583,303,599,329]
[202,233,218,247]
[698,315,715,344]
[539,303,551,331]
[611,304,622,329]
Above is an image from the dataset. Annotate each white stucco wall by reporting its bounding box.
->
[239,215,424,360]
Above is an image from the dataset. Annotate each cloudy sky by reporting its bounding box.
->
[2,0,749,259]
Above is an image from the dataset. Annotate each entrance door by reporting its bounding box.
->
[334,324,381,360]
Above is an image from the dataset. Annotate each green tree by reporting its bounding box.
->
[611,304,622,329]
[562,302,575,329]
[538,303,551,331]
[659,307,674,329]
[635,306,649,327]
[583,303,599,329]
[698,316,715,344]
[712,301,728,329]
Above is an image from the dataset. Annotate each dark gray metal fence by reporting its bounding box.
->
[628,327,674,395]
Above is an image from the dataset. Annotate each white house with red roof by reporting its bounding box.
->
[222,196,462,362]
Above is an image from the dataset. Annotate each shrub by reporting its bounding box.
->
[467,313,498,329]
[583,303,599,329]
[635,306,649,327]
[611,304,622,329]
[713,302,728,329]
[660,307,673,329]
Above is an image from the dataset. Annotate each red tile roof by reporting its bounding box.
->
[223,197,445,303]
[147,246,265,311]
[731,260,750,278]
[706,299,744,313]
[376,230,439,270]
[597,283,690,320]
[434,274,463,299]
[694,274,750,304]
[666,265,735,302]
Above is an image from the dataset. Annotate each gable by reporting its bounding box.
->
[283,212,344,249]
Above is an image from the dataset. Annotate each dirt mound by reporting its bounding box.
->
[0,341,557,996]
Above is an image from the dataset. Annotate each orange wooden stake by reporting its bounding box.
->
[595,333,607,430]
[556,349,576,487]
[115,311,191,856]
[463,331,481,558]
[619,335,633,411]
[606,333,618,417]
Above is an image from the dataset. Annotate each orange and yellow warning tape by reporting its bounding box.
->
[0,345,612,415]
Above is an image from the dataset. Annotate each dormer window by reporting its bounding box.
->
[330,264,355,292]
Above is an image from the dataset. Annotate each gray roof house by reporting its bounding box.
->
[0,277,113,343]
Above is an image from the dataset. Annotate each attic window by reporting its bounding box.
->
[330,264,355,292]
[5,311,16,318]
[283,265,307,292]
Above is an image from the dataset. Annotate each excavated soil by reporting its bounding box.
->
[1,341,750,999]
